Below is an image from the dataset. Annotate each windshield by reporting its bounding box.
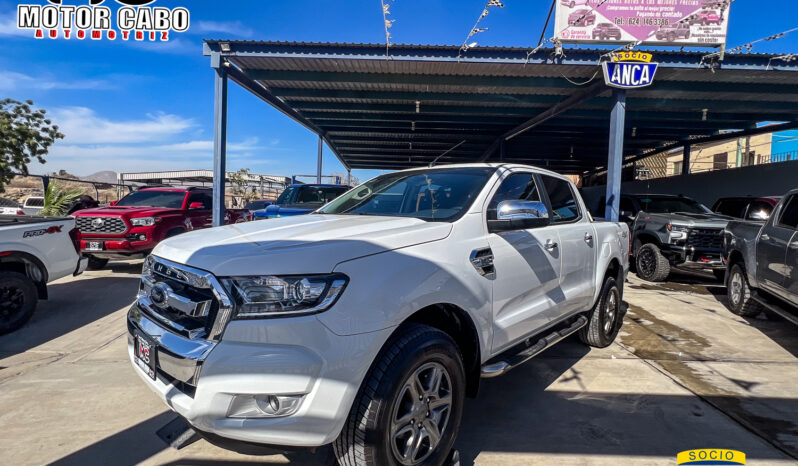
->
[244,200,269,210]
[276,186,348,206]
[115,190,186,208]
[318,167,495,222]
[637,197,712,214]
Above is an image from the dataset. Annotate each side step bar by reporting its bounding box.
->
[752,292,798,326]
[481,315,588,378]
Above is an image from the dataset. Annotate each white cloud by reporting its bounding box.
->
[0,71,113,92]
[50,106,196,144]
[193,20,255,37]
[0,11,29,38]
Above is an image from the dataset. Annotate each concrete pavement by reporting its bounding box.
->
[0,262,796,465]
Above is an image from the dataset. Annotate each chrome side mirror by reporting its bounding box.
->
[747,210,769,221]
[490,200,551,232]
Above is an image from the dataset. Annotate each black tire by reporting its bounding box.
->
[86,256,109,270]
[334,324,465,466]
[0,271,39,335]
[726,263,762,317]
[579,276,622,348]
[635,243,670,282]
[713,269,726,282]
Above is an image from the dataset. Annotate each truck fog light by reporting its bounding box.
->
[138,234,147,241]
[227,394,303,418]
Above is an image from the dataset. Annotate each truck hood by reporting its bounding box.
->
[154,214,453,276]
[74,206,179,218]
[644,211,733,228]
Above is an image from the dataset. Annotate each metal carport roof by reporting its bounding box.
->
[202,40,798,174]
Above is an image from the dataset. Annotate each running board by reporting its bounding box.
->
[481,315,588,378]
[752,292,798,326]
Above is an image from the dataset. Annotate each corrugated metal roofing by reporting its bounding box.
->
[205,40,798,172]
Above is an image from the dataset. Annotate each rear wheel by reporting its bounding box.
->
[726,263,762,317]
[635,243,670,282]
[334,324,465,466]
[86,256,109,270]
[0,272,38,335]
[579,277,622,348]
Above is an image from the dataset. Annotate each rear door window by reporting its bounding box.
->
[778,196,798,229]
[715,198,748,218]
[541,176,580,223]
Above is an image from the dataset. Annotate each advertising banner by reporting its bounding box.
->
[554,0,731,46]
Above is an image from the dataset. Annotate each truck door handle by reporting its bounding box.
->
[545,239,558,251]
[761,234,770,241]
[584,232,593,243]
[470,248,495,278]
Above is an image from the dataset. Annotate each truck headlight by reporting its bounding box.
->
[667,224,689,241]
[221,274,348,318]
[131,217,159,227]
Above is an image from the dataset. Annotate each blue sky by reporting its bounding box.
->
[1,0,797,181]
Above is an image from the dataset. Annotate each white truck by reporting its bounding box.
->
[0,216,88,334]
[128,164,629,465]
[21,196,45,216]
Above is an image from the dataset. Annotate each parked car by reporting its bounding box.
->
[690,9,722,25]
[128,164,629,464]
[242,198,275,220]
[73,186,248,270]
[712,196,781,221]
[723,189,798,323]
[0,197,24,216]
[655,23,692,41]
[592,23,622,40]
[560,0,592,8]
[21,196,45,216]
[0,215,87,334]
[568,9,596,27]
[595,194,731,281]
[253,184,350,219]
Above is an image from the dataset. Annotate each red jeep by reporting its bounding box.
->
[73,187,248,269]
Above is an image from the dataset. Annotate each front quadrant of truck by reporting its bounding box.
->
[127,164,629,465]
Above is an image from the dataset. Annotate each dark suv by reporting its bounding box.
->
[592,23,622,40]
[595,194,732,281]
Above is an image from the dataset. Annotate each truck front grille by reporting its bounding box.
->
[76,216,127,234]
[687,228,723,250]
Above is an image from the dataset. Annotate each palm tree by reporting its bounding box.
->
[40,181,83,217]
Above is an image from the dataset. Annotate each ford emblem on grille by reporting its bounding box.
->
[91,218,105,228]
[149,282,171,309]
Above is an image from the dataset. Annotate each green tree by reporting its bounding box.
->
[229,168,258,206]
[0,99,64,192]
[40,181,83,217]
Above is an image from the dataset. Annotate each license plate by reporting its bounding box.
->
[134,333,157,380]
[85,241,104,252]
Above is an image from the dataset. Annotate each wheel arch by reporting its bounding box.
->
[398,303,482,398]
[0,251,48,299]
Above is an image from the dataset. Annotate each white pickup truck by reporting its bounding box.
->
[0,216,87,334]
[128,164,629,464]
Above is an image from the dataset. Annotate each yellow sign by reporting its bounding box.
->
[677,449,746,465]
[611,51,653,63]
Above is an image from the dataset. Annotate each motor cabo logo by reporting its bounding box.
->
[16,0,189,41]
[677,449,746,465]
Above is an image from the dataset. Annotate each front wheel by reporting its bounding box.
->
[334,324,465,466]
[579,276,622,348]
[726,263,762,317]
[635,243,670,282]
[0,272,39,335]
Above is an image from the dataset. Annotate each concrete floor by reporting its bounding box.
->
[1,262,797,465]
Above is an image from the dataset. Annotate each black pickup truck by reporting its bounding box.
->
[723,189,798,323]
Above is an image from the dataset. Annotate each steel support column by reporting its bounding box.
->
[682,145,691,176]
[211,54,228,227]
[317,135,323,184]
[604,89,626,222]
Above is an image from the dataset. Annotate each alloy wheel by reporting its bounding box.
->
[604,287,619,336]
[729,270,743,306]
[390,362,453,465]
[0,286,24,322]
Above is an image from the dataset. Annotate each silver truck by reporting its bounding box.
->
[723,189,798,323]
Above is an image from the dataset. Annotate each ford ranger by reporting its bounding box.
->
[0,216,87,334]
[73,186,248,270]
[127,164,629,465]
[723,189,798,324]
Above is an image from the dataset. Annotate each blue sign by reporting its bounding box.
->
[602,61,659,89]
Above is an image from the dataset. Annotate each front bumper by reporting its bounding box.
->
[666,244,725,270]
[127,304,392,447]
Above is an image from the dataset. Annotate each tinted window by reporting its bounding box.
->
[275,187,296,205]
[541,176,580,223]
[25,198,44,207]
[116,190,186,208]
[745,201,774,221]
[620,197,636,215]
[295,186,348,205]
[487,173,541,220]
[636,197,712,214]
[244,201,268,210]
[714,198,749,218]
[187,192,212,209]
[779,196,798,229]
[320,167,494,222]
